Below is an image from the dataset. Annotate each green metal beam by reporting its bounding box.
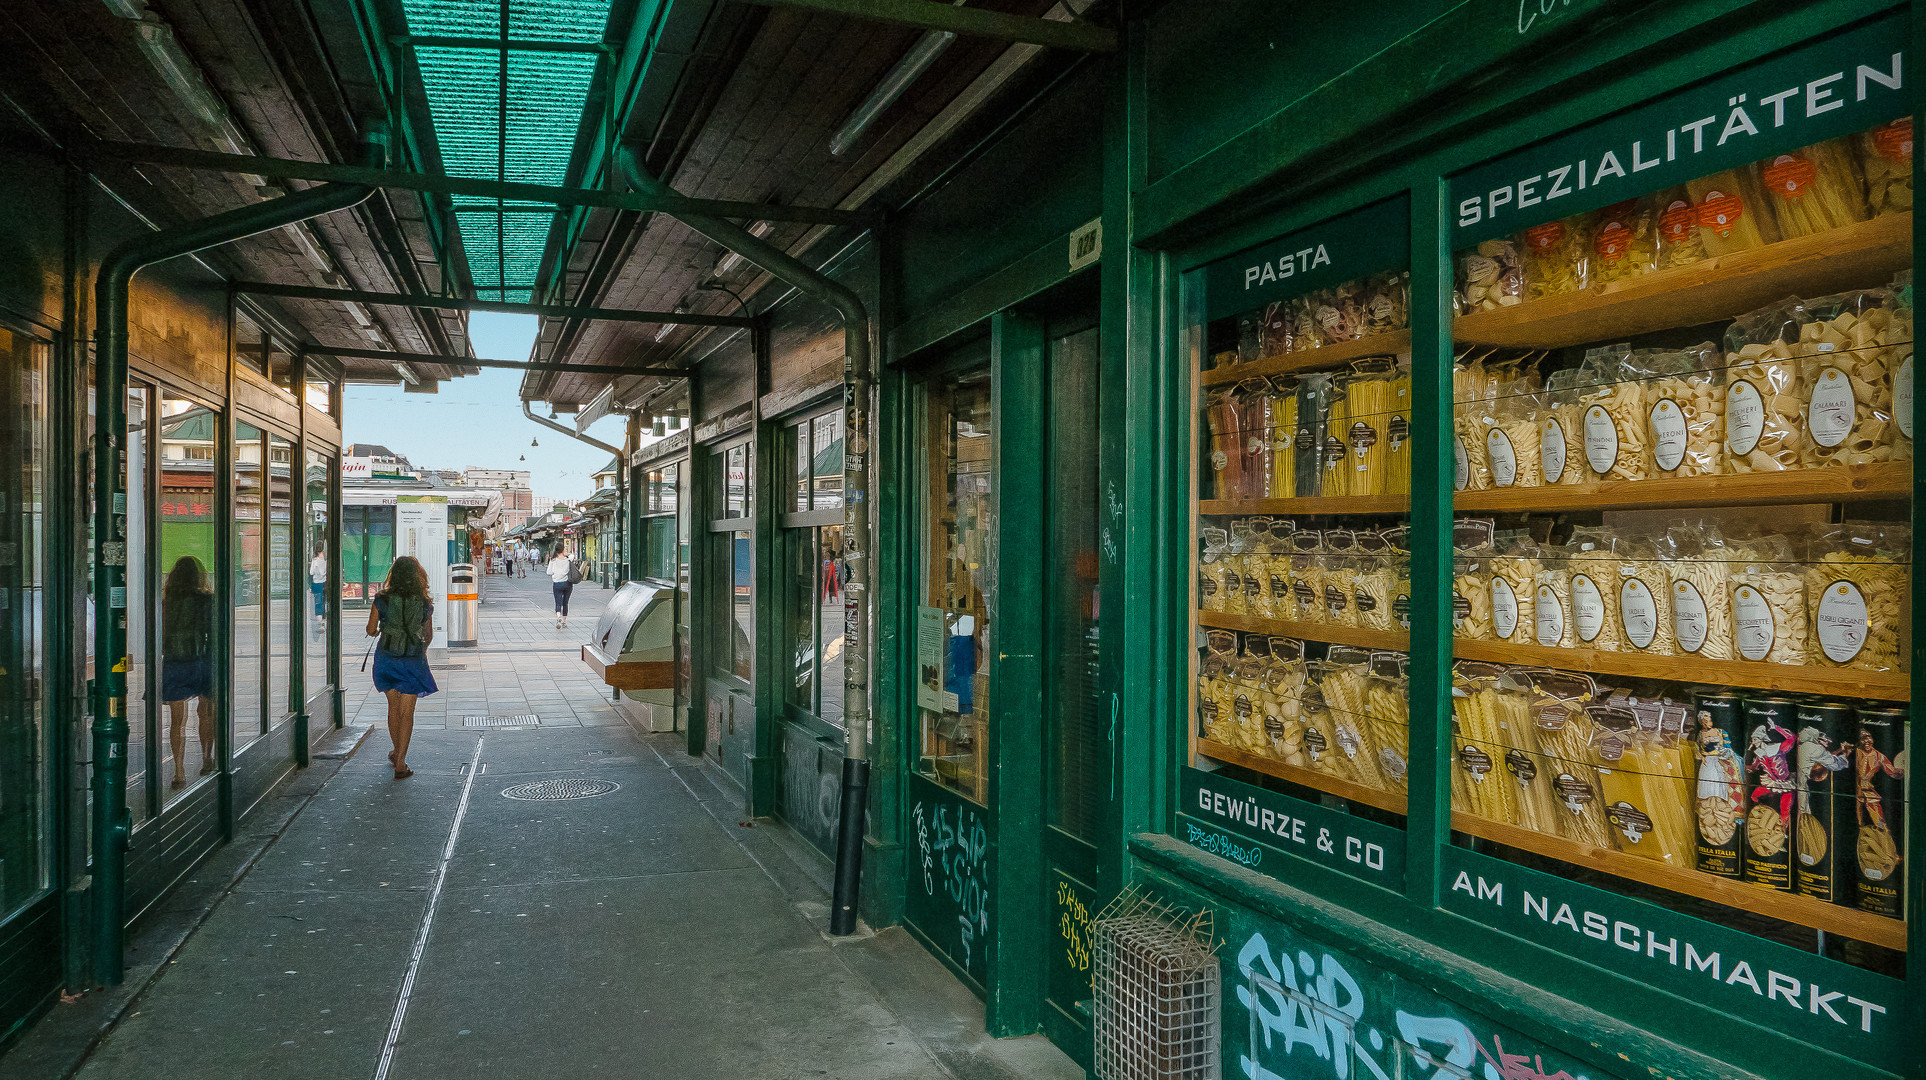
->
[738,0,1116,51]
[303,345,687,378]
[80,141,879,228]
[230,281,754,328]
[396,34,610,53]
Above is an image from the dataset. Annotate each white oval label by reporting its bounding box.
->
[1492,577,1519,639]
[1896,354,1914,439]
[1808,366,1856,447]
[1727,379,1765,455]
[1487,428,1517,487]
[1541,418,1566,483]
[1583,405,1618,474]
[1454,437,1470,490]
[1535,585,1565,645]
[1649,397,1687,471]
[1619,577,1659,649]
[1815,580,1870,662]
[1733,584,1775,661]
[1672,579,1708,653]
[1572,573,1605,642]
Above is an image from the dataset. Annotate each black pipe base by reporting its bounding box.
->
[828,756,870,936]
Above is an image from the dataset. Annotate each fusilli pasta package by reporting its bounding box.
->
[1805,523,1910,673]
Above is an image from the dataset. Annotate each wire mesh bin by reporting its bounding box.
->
[1092,888,1221,1080]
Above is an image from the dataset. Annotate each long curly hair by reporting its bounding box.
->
[162,556,211,602]
[384,555,429,599]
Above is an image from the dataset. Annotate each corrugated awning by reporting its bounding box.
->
[401,0,614,304]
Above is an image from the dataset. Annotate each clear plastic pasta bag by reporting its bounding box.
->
[1729,533,1807,666]
[1758,138,1869,240]
[1488,536,1541,645]
[1199,525,1228,613]
[1590,197,1659,286]
[1686,166,1780,257]
[1577,345,1645,482]
[1483,378,1542,488]
[1634,342,1723,478]
[1723,298,1808,473]
[1796,289,1902,467]
[1517,216,1591,300]
[1653,185,1707,271]
[1456,239,1526,312]
[1660,524,1732,660]
[1539,369,1588,486]
[1856,117,1914,216]
[1805,522,1909,672]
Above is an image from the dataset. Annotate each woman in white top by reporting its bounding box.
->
[546,548,575,628]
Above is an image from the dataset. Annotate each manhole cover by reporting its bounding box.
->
[464,714,537,728]
[500,779,620,801]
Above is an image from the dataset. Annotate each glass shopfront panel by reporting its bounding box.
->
[125,385,151,825]
[916,364,994,803]
[304,449,331,710]
[267,434,293,723]
[785,410,848,728]
[158,392,219,803]
[710,444,753,683]
[0,327,49,920]
[233,421,265,744]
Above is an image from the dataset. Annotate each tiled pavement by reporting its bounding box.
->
[341,572,624,729]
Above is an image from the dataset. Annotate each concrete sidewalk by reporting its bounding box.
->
[50,572,1084,1080]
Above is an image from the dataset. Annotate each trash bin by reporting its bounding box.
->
[447,563,479,647]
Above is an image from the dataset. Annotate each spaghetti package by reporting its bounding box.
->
[1661,525,1732,661]
[1341,366,1398,496]
[1729,534,1809,666]
[1592,695,1695,866]
[1857,117,1914,215]
[1483,379,1542,488]
[1387,362,1413,495]
[1590,197,1659,286]
[1365,658,1411,795]
[1796,289,1903,467]
[1321,378,1354,498]
[1457,239,1526,312]
[1259,300,1298,359]
[1450,664,1523,825]
[1686,167,1780,256]
[1204,387,1250,498]
[1539,369,1588,486]
[1578,347,1645,482]
[1526,671,1615,849]
[1567,528,1622,652]
[1653,186,1708,271]
[1237,379,1277,498]
[1267,377,1299,498]
[1614,540,1676,656]
[1488,538,1541,646]
[1317,649,1383,789]
[1518,216,1592,300]
[1806,523,1910,672]
[1533,545,1575,648]
[1724,299,1808,473]
[1758,138,1870,240]
[1635,343,1724,478]
[1292,373,1333,497]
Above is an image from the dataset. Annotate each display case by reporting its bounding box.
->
[1179,12,1913,1075]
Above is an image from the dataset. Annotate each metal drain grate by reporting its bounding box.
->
[463,714,537,728]
[500,778,619,801]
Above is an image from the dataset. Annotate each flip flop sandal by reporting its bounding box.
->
[393,767,414,780]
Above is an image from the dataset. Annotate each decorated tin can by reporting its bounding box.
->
[1853,705,1908,920]
[1739,696,1799,891]
[1690,692,1746,879]
[1792,700,1857,905]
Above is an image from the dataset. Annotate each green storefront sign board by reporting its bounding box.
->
[1199,197,1410,322]
[907,779,992,987]
[1454,10,1908,245]
[1437,847,1904,1074]
[1180,768,1405,890]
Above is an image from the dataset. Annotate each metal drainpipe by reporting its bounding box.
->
[89,131,389,986]
[616,144,875,936]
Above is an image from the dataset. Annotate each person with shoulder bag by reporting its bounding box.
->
[547,546,578,629]
[365,555,438,779]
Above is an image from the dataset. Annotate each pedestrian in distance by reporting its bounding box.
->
[547,545,577,629]
[517,547,528,578]
[160,556,216,789]
[366,555,437,779]
[309,548,328,620]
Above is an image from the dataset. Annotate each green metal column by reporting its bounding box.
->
[87,134,384,985]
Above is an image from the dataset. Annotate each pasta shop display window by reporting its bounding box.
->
[1186,197,1417,889]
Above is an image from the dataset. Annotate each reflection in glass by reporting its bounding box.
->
[304,449,331,709]
[235,311,267,375]
[1046,327,1104,840]
[268,434,293,722]
[726,445,748,517]
[811,411,843,509]
[787,524,846,726]
[793,424,810,512]
[303,377,331,414]
[731,531,753,680]
[233,421,264,743]
[126,386,151,825]
[158,392,219,803]
[0,329,49,918]
[918,367,994,803]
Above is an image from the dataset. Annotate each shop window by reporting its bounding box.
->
[642,462,681,583]
[125,384,152,825]
[916,367,993,803]
[710,444,753,682]
[268,434,294,723]
[233,421,266,744]
[1045,326,1104,841]
[303,448,332,711]
[303,375,332,414]
[784,409,848,728]
[235,310,268,376]
[0,326,50,919]
[157,391,219,804]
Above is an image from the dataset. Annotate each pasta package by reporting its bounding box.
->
[1200,526,1229,613]
[1483,379,1542,488]
[1293,373,1333,497]
[1318,651,1383,790]
[1577,358,1646,482]
[1387,364,1413,495]
[1517,217,1591,300]
[1892,271,1914,461]
[1661,526,1732,660]
[1453,355,1497,491]
[1533,546,1575,648]
[1261,655,1311,765]
[1488,539,1541,645]
[1540,369,1587,485]
[1223,519,1258,618]
[1857,117,1914,215]
[1267,377,1299,498]
[1687,167,1780,256]
[1526,672,1615,849]
[1287,530,1325,624]
[1451,666,1522,825]
[1758,138,1869,240]
[1352,531,1398,632]
[1724,299,1808,473]
[1238,379,1277,497]
[1365,666,1411,795]
[1614,542,1676,656]
[1312,283,1366,346]
[1457,239,1526,312]
[1246,520,1283,621]
[1321,379,1353,498]
[1806,523,1909,672]
[1590,197,1659,286]
[1452,520,1496,642]
[1198,630,1240,743]
[1634,343,1723,478]
[1592,697,1695,866]
[1321,530,1359,629]
[1653,186,1707,271]
[1361,271,1411,336]
[1342,368,1397,496]
[1259,300,1298,358]
[1567,528,1621,652]
[1729,534,1808,665]
[1796,289,1902,467]
[1205,388,1249,498]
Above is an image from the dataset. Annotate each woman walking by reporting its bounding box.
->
[366,555,437,779]
[546,545,575,629]
[160,556,216,789]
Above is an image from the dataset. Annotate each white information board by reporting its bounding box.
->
[396,495,449,636]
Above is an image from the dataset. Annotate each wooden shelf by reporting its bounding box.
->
[1456,461,1911,513]
[1451,638,1910,701]
[1200,494,1410,516]
[1198,611,1410,652]
[1455,212,1914,349]
[1201,329,1411,387]
[1196,739,1409,815]
[1192,740,1905,949]
[1455,816,1906,951]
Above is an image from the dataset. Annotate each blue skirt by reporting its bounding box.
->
[161,655,213,703]
[373,650,439,696]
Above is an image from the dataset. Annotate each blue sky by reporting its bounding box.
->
[342,313,653,502]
